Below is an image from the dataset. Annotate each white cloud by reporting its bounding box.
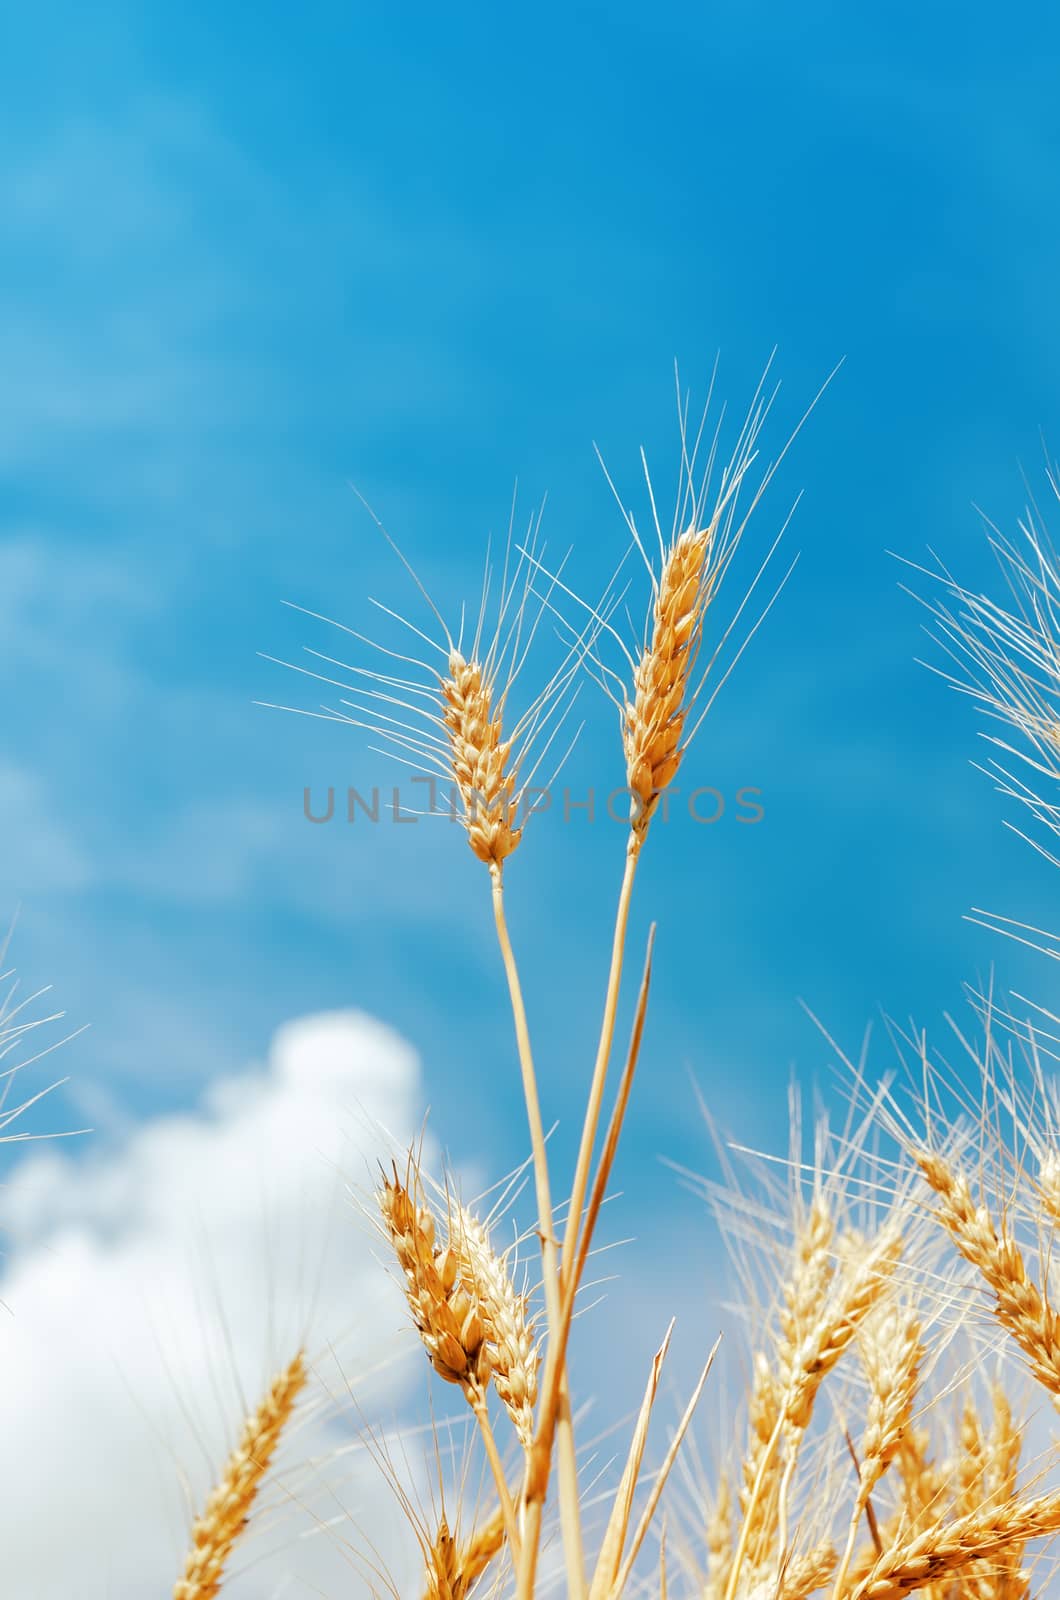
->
[0,1009,433,1597]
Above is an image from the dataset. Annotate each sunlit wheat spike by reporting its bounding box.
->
[422,1508,506,1600]
[986,1384,1021,1503]
[734,1199,834,1576]
[833,1300,924,1600]
[914,1148,1060,1402]
[784,1222,902,1434]
[377,1162,490,1391]
[954,1397,986,1516]
[451,1199,538,1450]
[623,517,715,828]
[575,358,832,836]
[263,493,597,869]
[841,1490,1060,1600]
[173,1351,306,1600]
[441,649,522,864]
[783,1541,839,1600]
[857,1303,923,1497]
[896,1423,944,1533]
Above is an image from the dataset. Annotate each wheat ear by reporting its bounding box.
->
[453,1203,538,1454]
[841,1490,1060,1600]
[915,1149,1060,1399]
[833,1305,922,1598]
[378,1165,490,1390]
[729,1200,834,1587]
[442,651,522,866]
[624,519,716,833]
[785,1542,839,1600]
[727,1224,900,1600]
[377,1164,522,1555]
[173,1351,306,1600]
[963,1387,1028,1600]
[726,1203,834,1591]
[423,1509,506,1600]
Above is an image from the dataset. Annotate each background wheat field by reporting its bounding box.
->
[3,4,1060,1596]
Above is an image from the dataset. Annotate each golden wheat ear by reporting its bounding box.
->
[174,1351,306,1600]
[422,1508,506,1600]
[448,1195,539,1455]
[567,358,833,841]
[376,1160,490,1392]
[260,490,595,867]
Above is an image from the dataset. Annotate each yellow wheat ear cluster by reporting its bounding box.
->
[174,1351,306,1600]
[378,1165,490,1391]
[453,1202,539,1451]
[442,649,522,866]
[424,1510,506,1600]
[624,519,716,833]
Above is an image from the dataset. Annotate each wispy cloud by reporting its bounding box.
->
[0,1008,429,1597]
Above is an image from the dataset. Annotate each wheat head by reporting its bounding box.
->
[915,1149,1060,1401]
[842,1490,1060,1600]
[452,1201,538,1451]
[623,520,715,833]
[442,650,522,865]
[173,1351,306,1600]
[378,1164,490,1391]
[423,1508,506,1600]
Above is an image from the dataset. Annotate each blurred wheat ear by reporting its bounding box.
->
[173,1351,306,1600]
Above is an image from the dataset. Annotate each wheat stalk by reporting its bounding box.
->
[173,1352,305,1600]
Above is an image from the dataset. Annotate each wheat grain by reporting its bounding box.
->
[173,1352,306,1600]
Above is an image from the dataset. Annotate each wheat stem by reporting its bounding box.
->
[724,1412,785,1600]
[489,864,585,1598]
[469,1387,522,1562]
[565,837,640,1280]
[519,929,655,1600]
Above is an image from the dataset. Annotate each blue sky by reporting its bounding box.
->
[3,1,1060,1287]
